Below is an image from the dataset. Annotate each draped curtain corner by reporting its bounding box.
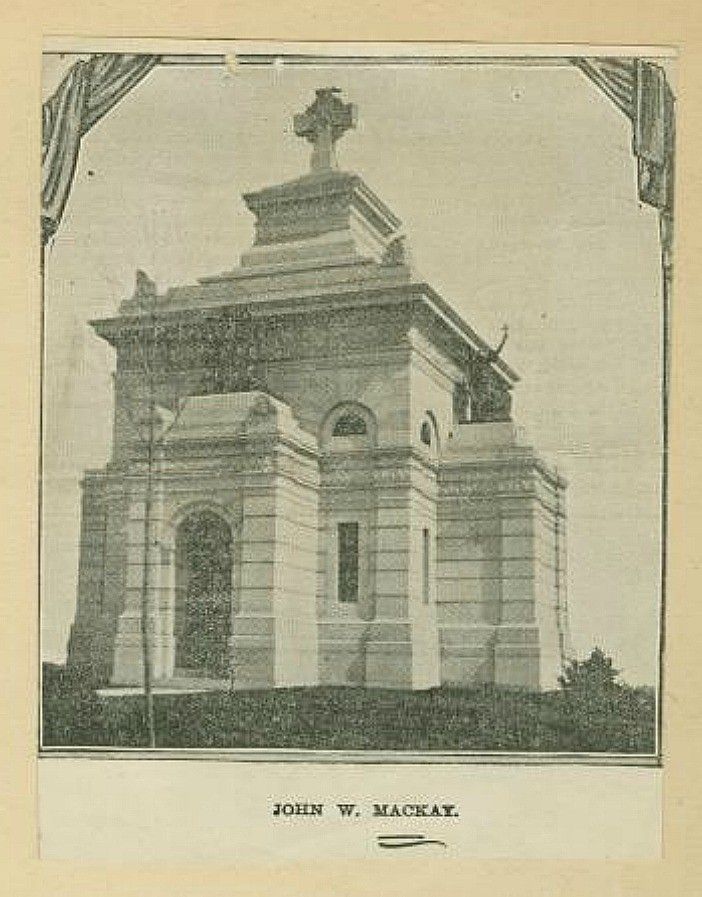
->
[41,53,160,247]
[42,52,676,263]
[571,56,675,223]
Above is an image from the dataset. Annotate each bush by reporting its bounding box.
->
[559,647,620,692]
[553,649,656,753]
[41,663,106,746]
[41,666,656,753]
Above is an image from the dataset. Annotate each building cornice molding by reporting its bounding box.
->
[93,283,518,386]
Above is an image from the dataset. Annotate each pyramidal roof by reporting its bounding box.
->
[119,87,415,315]
[207,86,412,281]
[112,89,517,384]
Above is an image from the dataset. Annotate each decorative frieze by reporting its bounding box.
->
[440,472,535,499]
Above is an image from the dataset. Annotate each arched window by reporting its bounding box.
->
[420,412,439,453]
[321,402,377,451]
[332,411,368,437]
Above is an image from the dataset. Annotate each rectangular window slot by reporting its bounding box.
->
[337,522,359,603]
[422,527,430,604]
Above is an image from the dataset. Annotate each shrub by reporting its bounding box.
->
[559,647,620,693]
[555,649,656,753]
[40,657,655,752]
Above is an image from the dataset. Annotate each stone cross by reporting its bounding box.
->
[293,87,357,172]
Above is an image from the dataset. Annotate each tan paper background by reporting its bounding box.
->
[1,2,701,895]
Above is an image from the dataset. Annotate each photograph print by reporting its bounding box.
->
[40,46,673,756]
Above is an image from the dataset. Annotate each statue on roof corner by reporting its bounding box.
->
[381,233,410,266]
[455,324,512,423]
[133,268,157,301]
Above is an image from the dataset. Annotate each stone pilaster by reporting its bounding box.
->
[111,466,172,685]
[365,454,440,689]
[67,470,130,683]
[193,394,320,689]
[437,422,568,690]
[231,472,320,691]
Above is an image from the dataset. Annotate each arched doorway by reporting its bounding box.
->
[174,510,233,678]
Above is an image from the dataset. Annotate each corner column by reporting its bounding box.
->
[230,434,319,689]
[365,455,440,689]
[111,470,174,685]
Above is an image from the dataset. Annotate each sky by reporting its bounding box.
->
[41,55,667,684]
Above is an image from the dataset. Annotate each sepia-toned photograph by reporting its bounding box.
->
[40,47,673,758]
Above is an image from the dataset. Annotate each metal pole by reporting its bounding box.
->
[139,295,157,748]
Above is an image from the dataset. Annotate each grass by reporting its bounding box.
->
[42,664,656,753]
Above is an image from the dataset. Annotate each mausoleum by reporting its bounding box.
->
[68,87,569,691]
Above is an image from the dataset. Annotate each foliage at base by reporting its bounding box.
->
[42,660,656,754]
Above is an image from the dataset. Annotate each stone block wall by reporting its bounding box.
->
[317,448,377,686]
[436,422,568,689]
[67,471,128,683]
[69,277,567,693]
